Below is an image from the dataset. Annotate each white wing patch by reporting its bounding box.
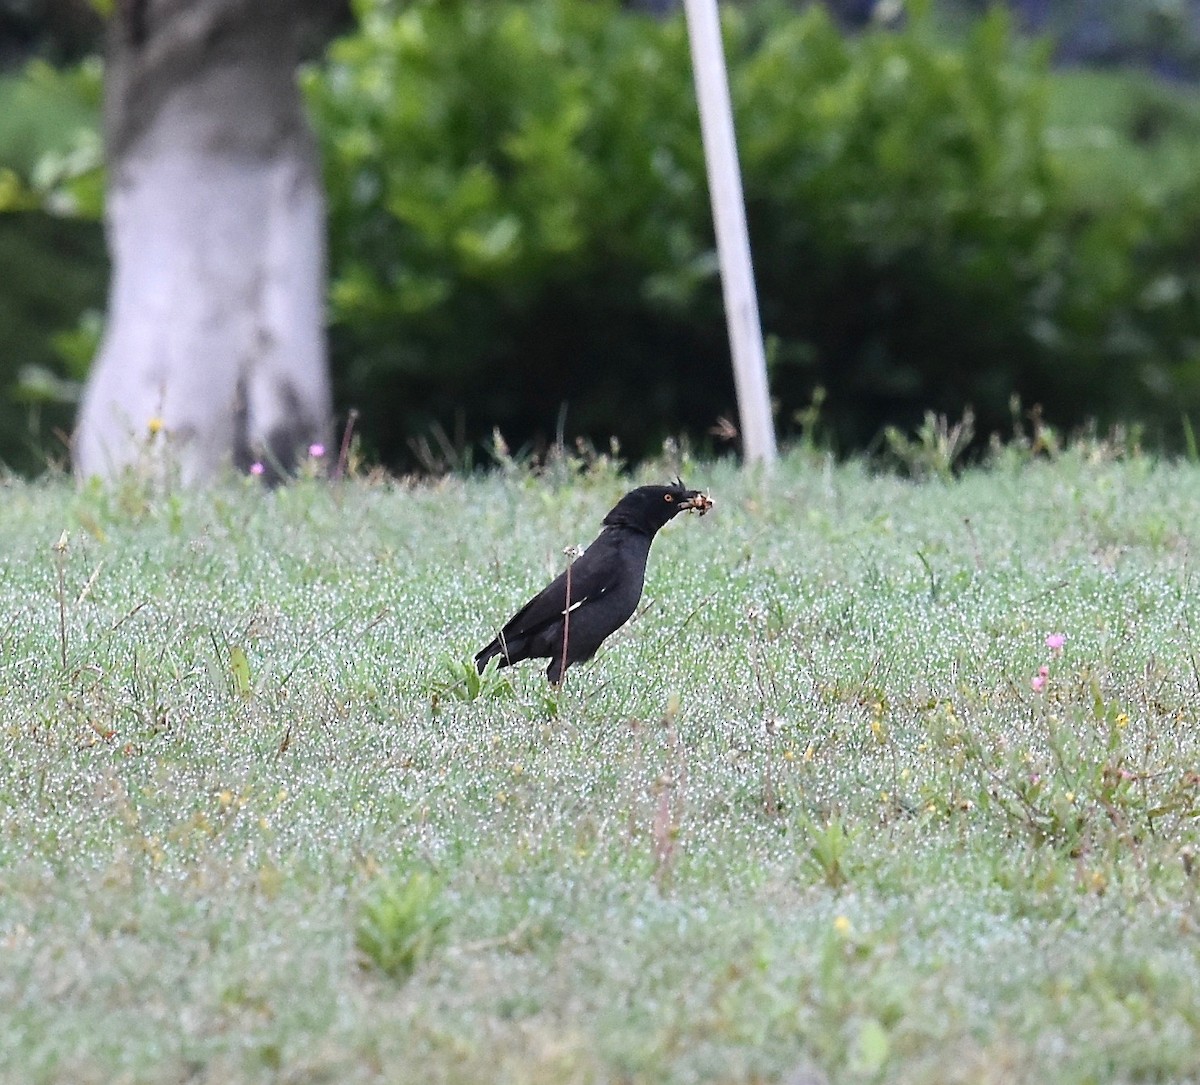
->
[563,585,607,616]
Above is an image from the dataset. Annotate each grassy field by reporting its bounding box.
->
[3,447,1200,1084]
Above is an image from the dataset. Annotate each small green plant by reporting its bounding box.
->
[882,409,976,481]
[792,384,829,456]
[51,528,69,671]
[802,813,853,889]
[430,654,513,708]
[534,681,563,719]
[987,396,1062,466]
[356,870,449,982]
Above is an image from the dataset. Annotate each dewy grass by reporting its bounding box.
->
[3,450,1200,1083]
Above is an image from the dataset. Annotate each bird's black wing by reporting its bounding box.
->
[495,543,621,645]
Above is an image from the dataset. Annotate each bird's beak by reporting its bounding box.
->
[680,491,714,515]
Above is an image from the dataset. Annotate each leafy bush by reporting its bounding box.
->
[0,212,104,472]
[309,0,725,466]
[736,3,1200,446]
[0,60,104,474]
[309,0,1200,466]
[5,2,1200,475]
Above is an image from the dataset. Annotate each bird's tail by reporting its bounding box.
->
[474,635,511,673]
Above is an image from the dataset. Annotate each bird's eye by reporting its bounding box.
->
[664,494,674,502]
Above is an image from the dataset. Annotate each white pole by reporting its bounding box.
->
[682,0,777,466]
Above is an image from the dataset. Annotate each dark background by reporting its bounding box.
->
[3,0,1200,473]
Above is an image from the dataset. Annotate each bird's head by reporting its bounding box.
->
[603,479,714,535]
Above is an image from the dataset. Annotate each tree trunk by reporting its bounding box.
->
[74,0,335,485]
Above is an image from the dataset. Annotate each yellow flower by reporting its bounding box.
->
[147,416,164,436]
[834,914,852,937]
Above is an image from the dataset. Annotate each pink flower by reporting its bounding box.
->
[308,443,326,458]
[249,462,265,477]
[1030,665,1049,693]
[1045,632,1066,653]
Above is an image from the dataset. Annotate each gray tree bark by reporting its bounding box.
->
[74,0,337,485]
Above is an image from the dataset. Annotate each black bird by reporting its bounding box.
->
[475,481,713,683]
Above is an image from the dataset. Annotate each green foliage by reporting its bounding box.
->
[356,869,450,981]
[431,653,514,705]
[801,812,853,888]
[0,60,102,180]
[1043,66,1200,208]
[883,408,975,480]
[5,5,1200,476]
[309,0,1200,468]
[0,211,105,472]
[715,1,1200,449]
[0,60,105,474]
[308,0,718,466]
[740,3,1059,441]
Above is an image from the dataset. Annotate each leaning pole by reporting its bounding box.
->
[682,0,777,466]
